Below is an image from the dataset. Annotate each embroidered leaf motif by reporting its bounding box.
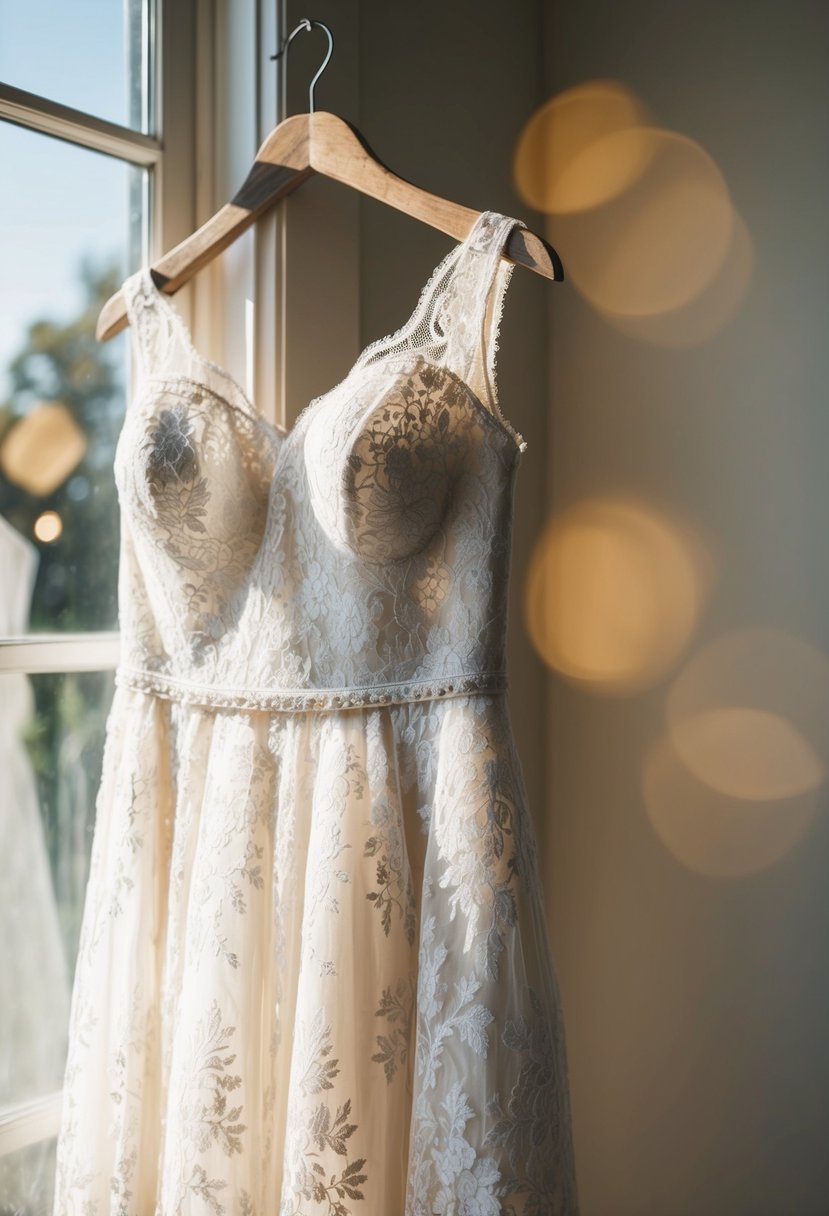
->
[188,1164,228,1215]
[189,1001,247,1161]
[372,975,416,1084]
[336,1156,368,1201]
[414,916,494,1095]
[483,987,570,1205]
[300,1008,341,1095]
[437,749,526,982]
[326,1099,359,1157]
[417,1081,503,1215]
[363,784,417,946]
[283,1011,369,1214]
[456,1001,495,1057]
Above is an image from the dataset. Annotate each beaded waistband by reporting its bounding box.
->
[114,664,508,713]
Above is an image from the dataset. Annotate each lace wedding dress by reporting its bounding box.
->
[53,210,579,1215]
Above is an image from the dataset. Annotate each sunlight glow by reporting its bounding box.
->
[513,80,652,214]
[33,510,63,543]
[524,497,712,695]
[670,707,824,802]
[555,128,736,318]
[666,627,829,801]
[515,81,755,344]
[642,732,818,878]
[0,402,88,496]
[644,628,829,875]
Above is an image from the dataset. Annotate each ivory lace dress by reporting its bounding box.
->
[53,210,579,1216]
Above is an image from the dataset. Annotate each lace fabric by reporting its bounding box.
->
[53,210,580,1215]
[111,211,530,713]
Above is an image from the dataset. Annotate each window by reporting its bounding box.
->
[0,3,195,1209]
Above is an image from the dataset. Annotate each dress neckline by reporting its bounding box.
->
[132,210,511,445]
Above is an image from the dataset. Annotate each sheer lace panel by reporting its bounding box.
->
[122,270,265,430]
[122,271,201,383]
[353,211,528,448]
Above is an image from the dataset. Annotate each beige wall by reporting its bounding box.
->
[541,3,829,1214]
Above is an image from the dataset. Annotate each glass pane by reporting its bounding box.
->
[0,1136,57,1216]
[0,0,152,132]
[0,669,113,1112]
[0,123,145,634]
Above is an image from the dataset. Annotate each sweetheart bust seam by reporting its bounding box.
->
[134,373,286,440]
[133,351,525,459]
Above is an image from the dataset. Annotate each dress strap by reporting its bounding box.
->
[441,211,529,433]
[352,211,528,446]
[121,267,200,383]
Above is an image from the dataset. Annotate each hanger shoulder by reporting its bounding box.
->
[96,203,255,340]
[506,227,564,282]
[96,116,314,341]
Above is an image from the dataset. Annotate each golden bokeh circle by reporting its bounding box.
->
[524,497,712,695]
[514,80,652,214]
[555,128,736,318]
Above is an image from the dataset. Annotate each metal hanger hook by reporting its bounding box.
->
[270,18,334,114]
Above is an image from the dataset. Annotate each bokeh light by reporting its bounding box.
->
[515,81,754,344]
[643,628,829,876]
[643,732,818,878]
[551,128,736,318]
[601,208,754,347]
[513,80,652,214]
[670,708,823,803]
[33,510,63,543]
[0,401,87,496]
[667,627,829,800]
[524,497,713,695]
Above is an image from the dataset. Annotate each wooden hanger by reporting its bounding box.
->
[96,18,563,343]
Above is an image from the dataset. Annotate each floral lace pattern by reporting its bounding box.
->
[53,211,579,1214]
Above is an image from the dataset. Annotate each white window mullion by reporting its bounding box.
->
[0,635,120,675]
[0,82,160,166]
[0,1092,63,1158]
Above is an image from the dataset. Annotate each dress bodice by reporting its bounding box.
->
[114,210,529,712]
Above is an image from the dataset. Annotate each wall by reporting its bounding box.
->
[541,3,829,1213]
